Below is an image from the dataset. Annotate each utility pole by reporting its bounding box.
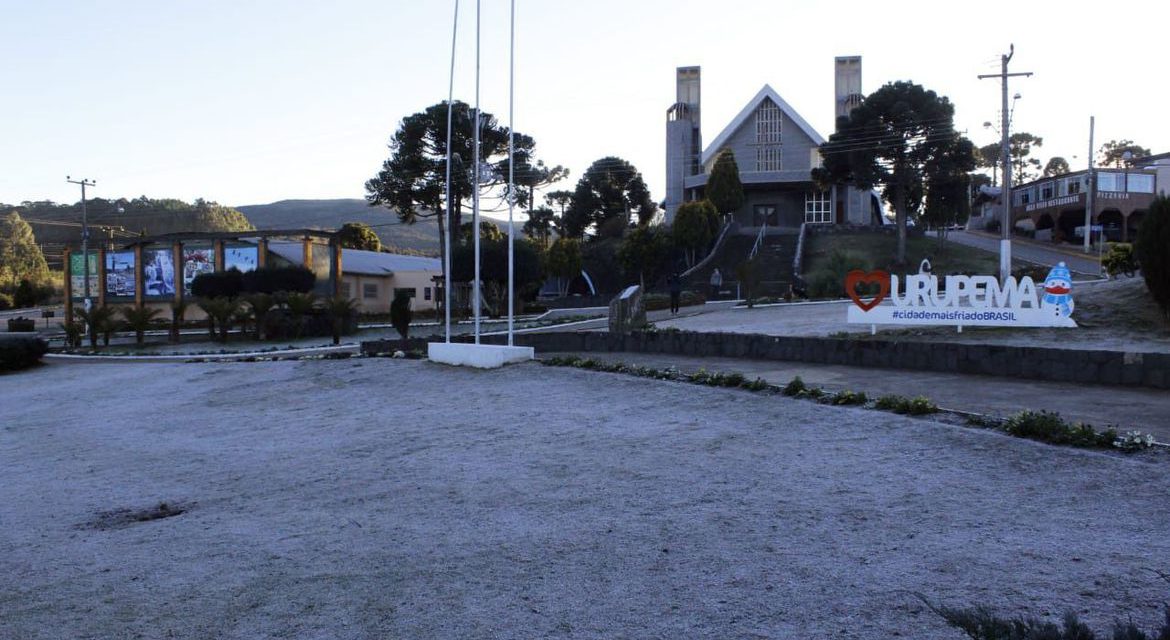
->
[66,176,96,313]
[979,45,1032,283]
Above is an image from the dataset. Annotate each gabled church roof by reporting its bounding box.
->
[701,85,826,166]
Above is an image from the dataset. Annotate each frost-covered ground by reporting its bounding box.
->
[2,358,1169,639]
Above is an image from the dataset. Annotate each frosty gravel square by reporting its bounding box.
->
[2,358,1168,639]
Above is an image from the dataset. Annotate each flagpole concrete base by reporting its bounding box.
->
[427,342,534,369]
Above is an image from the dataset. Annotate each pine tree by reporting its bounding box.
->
[0,212,50,289]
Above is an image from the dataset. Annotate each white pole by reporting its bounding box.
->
[443,0,460,343]
[507,0,515,346]
[1084,116,1094,254]
[999,50,1012,284]
[473,0,481,344]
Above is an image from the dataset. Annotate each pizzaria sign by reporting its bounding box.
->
[845,262,1077,328]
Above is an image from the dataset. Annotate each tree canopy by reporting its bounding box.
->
[813,81,974,264]
[545,237,582,296]
[706,149,744,216]
[1007,132,1043,183]
[0,212,50,289]
[1,197,253,253]
[337,222,382,252]
[1043,156,1071,178]
[562,157,656,239]
[1098,139,1151,168]
[672,200,717,267]
[617,224,673,288]
[365,100,562,239]
[522,206,557,249]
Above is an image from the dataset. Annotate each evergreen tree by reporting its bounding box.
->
[705,149,744,220]
[1135,195,1170,319]
[0,212,50,289]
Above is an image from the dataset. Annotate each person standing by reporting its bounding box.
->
[709,268,723,300]
[668,273,682,314]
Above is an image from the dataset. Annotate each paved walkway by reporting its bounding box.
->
[545,351,1170,443]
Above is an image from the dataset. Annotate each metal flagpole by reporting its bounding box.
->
[473,0,481,344]
[507,0,515,346]
[443,0,460,343]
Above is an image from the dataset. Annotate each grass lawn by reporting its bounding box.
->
[805,231,1003,276]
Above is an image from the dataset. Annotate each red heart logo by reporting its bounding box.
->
[845,270,890,311]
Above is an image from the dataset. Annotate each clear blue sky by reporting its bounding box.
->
[2,0,1167,210]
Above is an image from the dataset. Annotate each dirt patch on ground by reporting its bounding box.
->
[3,359,1169,638]
[80,501,189,531]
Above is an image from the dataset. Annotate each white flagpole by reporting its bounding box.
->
[472,0,481,344]
[507,0,515,346]
[443,0,459,343]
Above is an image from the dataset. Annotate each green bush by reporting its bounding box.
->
[1135,195,1170,319]
[783,376,806,396]
[1101,242,1136,277]
[1001,410,1115,448]
[830,390,868,406]
[935,603,1170,639]
[807,249,873,298]
[0,335,49,372]
[873,394,939,415]
[191,268,244,299]
[240,265,316,295]
[0,292,12,310]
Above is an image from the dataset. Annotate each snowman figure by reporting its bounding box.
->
[1041,262,1075,320]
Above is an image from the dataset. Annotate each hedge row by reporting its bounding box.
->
[0,336,49,372]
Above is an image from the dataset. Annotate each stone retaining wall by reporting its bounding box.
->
[363,331,1170,389]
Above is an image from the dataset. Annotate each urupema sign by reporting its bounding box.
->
[846,262,1076,328]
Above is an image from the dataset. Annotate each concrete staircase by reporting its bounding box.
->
[687,230,798,298]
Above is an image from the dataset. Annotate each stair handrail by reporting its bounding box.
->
[792,222,808,278]
[680,218,734,279]
[748,222,767,261]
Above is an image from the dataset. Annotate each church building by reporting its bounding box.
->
[664,58,883,230]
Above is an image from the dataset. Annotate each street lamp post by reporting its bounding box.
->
[66,176,96,314]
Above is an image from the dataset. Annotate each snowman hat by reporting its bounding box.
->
[1047,262,1071,282]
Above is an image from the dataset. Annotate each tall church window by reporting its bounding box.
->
[755,100,782,171]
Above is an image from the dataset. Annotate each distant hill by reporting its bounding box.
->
[235,199,439,256]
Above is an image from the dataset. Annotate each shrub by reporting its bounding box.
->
[783,376,806,397]
[1101,243,1136,277]
[0,292,12,310]
[873,394,939,415]
[120,306,163,346]
[736,257,762,307]
[1001,410,1114,448]
[191,268,244,299]
[742,377,770,392]
[808,249,873,298]
[240,265,316,295]
[905,396,939,415]
[326,296,359,345]
[934,603,1170,640]
[831,390,868,406]
[874,394,905,411]
[0,335,49,372]
[1135,195,1170,319]
[390,290,413,341]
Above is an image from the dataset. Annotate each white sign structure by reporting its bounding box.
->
[846,262,1077,328]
